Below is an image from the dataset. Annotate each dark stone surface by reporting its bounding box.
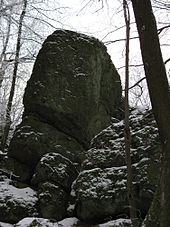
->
[31,152,78,192]
[23,29,122,147]
[8,116,85,169]
[71,111,162,223]
[37,182,68,220]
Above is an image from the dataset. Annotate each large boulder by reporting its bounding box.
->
[23,29,122,147]
[72,158,159,223]
[31,152,78,192]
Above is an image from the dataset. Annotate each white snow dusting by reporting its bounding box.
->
[0,180,37,205]
[99,218,132,226]
[14,217,79,227]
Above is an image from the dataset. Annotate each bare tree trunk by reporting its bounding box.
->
[131,0,170,226]
[1,0,27,151]
[123,1,139,226]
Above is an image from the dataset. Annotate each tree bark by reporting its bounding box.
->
[131,0,170,226]
[1,0,27,151]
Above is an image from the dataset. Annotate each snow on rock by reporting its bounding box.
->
[0,179,38,223]
[1,108,161,224]
[14,217,79,227]
[0,222,13,227]
[72,166,128,222]
[6,217,131,227]
[72,110,162,223]
[15,217,57,227]
[99,218,132,227]
[31,152,78,191]
[58,217,79,226]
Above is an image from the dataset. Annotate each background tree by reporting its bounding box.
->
[123,1,139,226]
[1,0,27,151]
[0,0,66,148]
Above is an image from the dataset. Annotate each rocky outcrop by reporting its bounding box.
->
[71,110,162,223]
[6,29,122,223]
[0,110,161,225]
[0,29,162,226]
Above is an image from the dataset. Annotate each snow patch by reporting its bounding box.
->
[0,180,37,206]
[14,217,79,227]
[99,218,132,226]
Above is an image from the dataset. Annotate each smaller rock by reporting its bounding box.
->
[72,167,128,223]
[31,152,78,192]
[38,182,68,220]
[72,156,160,223]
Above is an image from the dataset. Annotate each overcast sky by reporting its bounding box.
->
[59,0,128,68]
[56,0,170,68]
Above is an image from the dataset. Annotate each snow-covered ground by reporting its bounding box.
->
[0,217,132,227]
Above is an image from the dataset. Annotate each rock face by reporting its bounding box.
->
[0,110,162,225]
[71,111,162,223]
[37,182,68,220]
[23,29,122,147]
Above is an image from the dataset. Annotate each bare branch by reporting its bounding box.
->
[158,24,170,35]
[104,36,138,45]
[165,58,170,65]
[117,64,143,70]
[129,77,146,90]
